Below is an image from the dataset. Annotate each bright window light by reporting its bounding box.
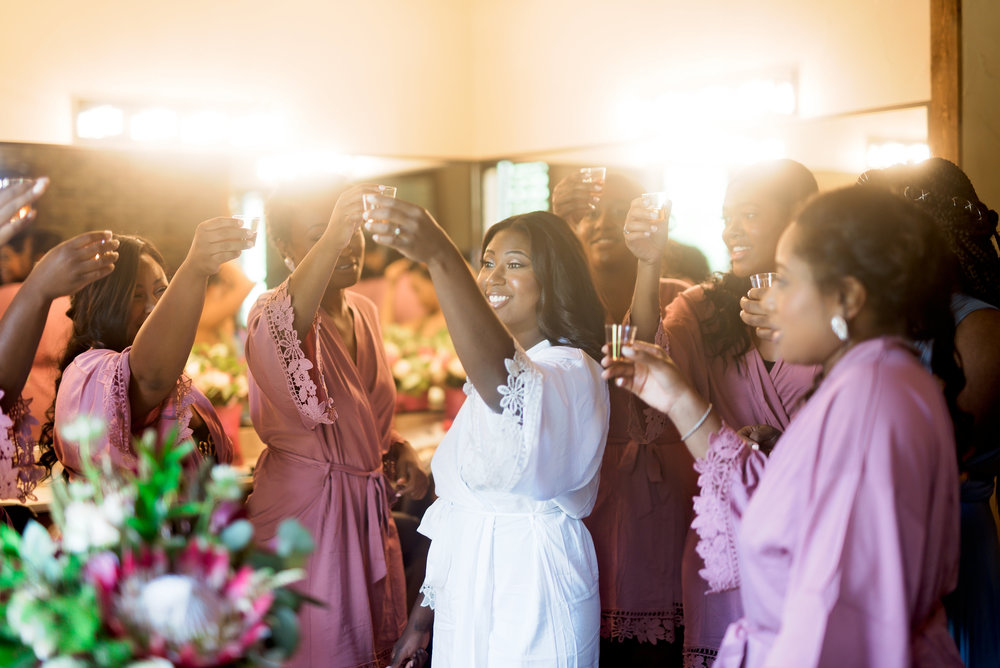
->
[129,108,178,142]
[865,141,930,169]
[76,105,124,139]
[180,110,229,145]
[230,112,286,149]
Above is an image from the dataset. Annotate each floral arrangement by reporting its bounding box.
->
[382,326,466,410]
[0,416,315,667]
[185,343,250,407]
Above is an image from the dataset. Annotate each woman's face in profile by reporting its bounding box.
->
[126,253,168,343]
[477,227,544,349]
[765,224,841,369]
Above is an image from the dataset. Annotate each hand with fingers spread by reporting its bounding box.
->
[601,340,691,415]
[24,230,120,300]
[0,177,49,247]
[362,196,454,266]
[740,286,778,341]
[552,173,600,227]
[179,217,257,279]
[623,195,671,266]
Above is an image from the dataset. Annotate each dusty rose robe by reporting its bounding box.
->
[584,279,698,646]
[0,285,72,443]
[697,338,962,667]
[655,285,818,667]
[244,283,406,668]
[54,347,232,475]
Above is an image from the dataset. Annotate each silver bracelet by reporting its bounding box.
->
[680,402,713,441]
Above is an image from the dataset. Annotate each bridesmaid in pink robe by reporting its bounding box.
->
[245,185,428,668]
[605,186,964,667]
[0,179,119,500]
[626,160,820,667]
[48,220,249,475]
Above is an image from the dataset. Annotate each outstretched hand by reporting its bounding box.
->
[181,217,256,278]
[0,177,49,247]
[551,173,598,227]
[363,197,453,266]
[601,340,690,414]
[25,230,120,300]
[623,196,670,265]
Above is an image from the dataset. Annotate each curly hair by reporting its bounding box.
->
[38,236,167,470]
[858,158,1000,307]
[702,159,819,365]
[792,186,969,452]
[482,211,606,361]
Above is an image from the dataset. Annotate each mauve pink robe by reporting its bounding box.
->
[655,285,818,667]
[584,280,698,646]
[244,283,406,668]
[54,347,232,475]
[696,337,962,667]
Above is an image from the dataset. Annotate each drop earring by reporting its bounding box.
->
[284,257,296,272]
[830,314,849,342]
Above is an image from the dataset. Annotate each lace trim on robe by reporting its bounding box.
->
[99,350,135,463]
[262,282,337,426]
[418,581,436,609]
[600,605,684,645]
[171,374,196,445]
[0,394,43,501]
[459,348,542,491]
[690,426,747,593]
[683,646,718,667]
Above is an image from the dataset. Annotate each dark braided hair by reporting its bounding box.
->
[701,159,819,366]
[858,158,1000,307]
[37,236,167,472]
[482,211,606,362]
[792,186,970,455]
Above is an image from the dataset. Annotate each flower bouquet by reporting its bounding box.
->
[382,326,466,415]
[185,343,250,462]
[0,416,315,667]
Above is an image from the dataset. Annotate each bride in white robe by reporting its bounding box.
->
[365,204,610,668]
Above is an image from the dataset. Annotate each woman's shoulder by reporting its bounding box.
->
[67,347,123,372]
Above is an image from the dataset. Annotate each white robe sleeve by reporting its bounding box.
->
[460,345,610,518]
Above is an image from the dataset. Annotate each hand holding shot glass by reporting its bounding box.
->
[741,273,780,341]
[233,215,260,245]
[579,167,606,210]
[749,272,778,289]
[605,323,637,361]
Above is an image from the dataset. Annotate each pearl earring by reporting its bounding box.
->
[830,314,849,342]
[284,257,296,272]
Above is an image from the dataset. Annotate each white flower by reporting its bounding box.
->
[427,386,445,408]
[42,658,88,668]
[57,414,106,449]
[7,590,57,659]
[126,660,174,668]
[446,356,466,379]
[184,360,202,377]
[62,500,121,553]
[392,359,413,378]
[131,574,224,644]
[199,369,233,391]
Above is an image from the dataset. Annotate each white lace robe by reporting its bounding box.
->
[418,340,610,667]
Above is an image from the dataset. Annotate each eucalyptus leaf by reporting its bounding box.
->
[220,519,254,551]
[274,519,314,560]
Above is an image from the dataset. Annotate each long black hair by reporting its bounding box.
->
[482,211,606,361]
[792,186,969,452]
[38,236,167,470]
[701,159,819,365]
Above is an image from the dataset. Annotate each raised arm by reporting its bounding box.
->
[0,231,119,412]
[279,185,368,340]
[362,197,515,410]
[128,218,253,419]
[624,197,671,342]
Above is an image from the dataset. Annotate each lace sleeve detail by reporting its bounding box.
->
[262,283,337,426]
[460,348,543,491]
[170,374,197,445]
[690,425,751,593]
[0,393,44,501]
[99,350,134,459]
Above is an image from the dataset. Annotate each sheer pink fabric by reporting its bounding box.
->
[655,285,818,667]
[244,283,406,668]
[700,338,962,667]
[54,347,231,475]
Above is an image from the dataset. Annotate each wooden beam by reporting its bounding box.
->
[929,0,962,163]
